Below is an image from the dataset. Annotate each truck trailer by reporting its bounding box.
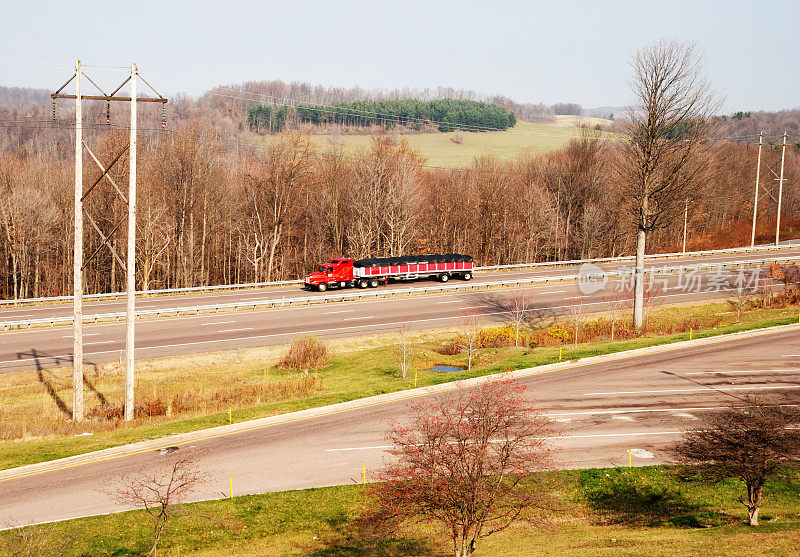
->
[304,254,474,292]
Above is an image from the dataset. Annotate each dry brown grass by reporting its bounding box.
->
[0,349,322,442]
[278,335,329,372]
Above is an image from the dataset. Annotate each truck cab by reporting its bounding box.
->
[304,258,354,291]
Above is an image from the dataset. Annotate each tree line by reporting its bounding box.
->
[247,98,516,133]
[1,121,797,300]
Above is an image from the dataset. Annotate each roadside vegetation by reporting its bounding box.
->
[3,463,799,556]
[0,290,797,471]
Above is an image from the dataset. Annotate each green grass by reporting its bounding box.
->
[0,302,797,472]
[251,121,613,167]
[5,464,799,556]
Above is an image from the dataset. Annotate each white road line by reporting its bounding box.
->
[343,316,373,321]
[324,310,354,314]
[684,369,800,375]
[324,430,684,451]
[436,300,462,304]
[540,290,567,294]
[219,328,254,333]
[583,385,800,396]
[63,333,99,338]
[784,355,800,357]
[462,305,490,310]
[84,340,115,345]
[548,405,728,416]
[200,321,236,326]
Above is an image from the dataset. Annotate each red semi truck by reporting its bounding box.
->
[304,254,474,292]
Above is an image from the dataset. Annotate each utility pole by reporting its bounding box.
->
[775,131,787,245]
[73,60,84,422]
[682,198,688,254]
[53,61,166,421]
[125,64,137,420]
[751,132,763,248]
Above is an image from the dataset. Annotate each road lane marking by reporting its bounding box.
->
[684,369,800,375]
[540,290,567,294]
[84,341,115,345]
[674,413,697,420]
[324,310,354,314]
[324,430,685,451]
[548,405,731,416]
[63,333,99,338]
[436,300,462,304]
[343,316,373,321]
[200,321,236,326]
[219,328,253,333]
[461,305,490,310]
[583,385,800,396]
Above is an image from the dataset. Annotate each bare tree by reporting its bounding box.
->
[507,292,530,347]
[728,282,751,323]
[670,397,800,526]
[460,308,483,371]
[567,297,584,348]
[605,292,631,341]
[617,40,720,329]
[397,325,413,379]
[360,379,557,557]
[111,456,208,556]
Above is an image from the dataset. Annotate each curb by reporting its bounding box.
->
[1,321,799,482]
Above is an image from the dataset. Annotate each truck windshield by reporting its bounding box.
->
[317,266,326,272]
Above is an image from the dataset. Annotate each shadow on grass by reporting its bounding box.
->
[311,512,444,557]
[578,469,728,528]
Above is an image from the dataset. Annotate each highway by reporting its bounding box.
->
[1,324,798,527]
[0,248,798,373]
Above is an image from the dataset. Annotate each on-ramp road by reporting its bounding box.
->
[1,324,798,527]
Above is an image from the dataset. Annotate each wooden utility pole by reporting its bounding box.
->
[751,132,763,248]
[125,63,137,420]
[73,60,84,422]
[775,131,787,245]
[53,61,166,422]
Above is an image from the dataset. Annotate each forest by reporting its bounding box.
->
[0,82,798,300]
[247,98,516,133]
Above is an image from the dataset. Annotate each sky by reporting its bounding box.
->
[1,0,798,112]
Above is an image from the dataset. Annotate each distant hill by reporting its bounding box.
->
[0,86,50,108]
[717,109,800,143]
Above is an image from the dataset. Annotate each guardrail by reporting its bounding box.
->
[2,255,797,331]
[1,242,798,309]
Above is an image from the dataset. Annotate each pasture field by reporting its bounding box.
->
[248,120,616,168]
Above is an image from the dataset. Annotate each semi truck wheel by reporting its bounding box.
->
[369,278,379,288]
[317,283,327,292]
[439,273,449,282]
[462,272,472,280]
[358,279,368,288]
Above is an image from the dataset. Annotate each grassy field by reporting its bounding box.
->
[249,121,615,168]
[0,300,797,472]
[4,464,799,556]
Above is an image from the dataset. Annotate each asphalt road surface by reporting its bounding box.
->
[1,325,798,527]
[0,248,797,373]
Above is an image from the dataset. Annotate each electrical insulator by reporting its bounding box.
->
[161,103,167,129]
[52,99,57,122]
[105,102,111,125]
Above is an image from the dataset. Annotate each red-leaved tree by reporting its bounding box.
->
[360,378,557,557]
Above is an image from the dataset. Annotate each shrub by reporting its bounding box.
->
[278,335,330,372]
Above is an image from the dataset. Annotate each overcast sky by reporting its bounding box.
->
[1,0,798,112]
